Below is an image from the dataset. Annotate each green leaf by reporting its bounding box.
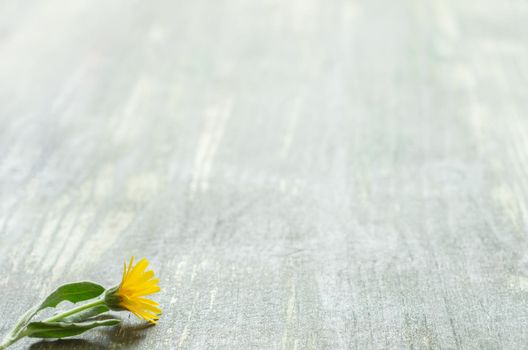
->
[8,281,105,337]
[25,319,121,339]
[40,281,105,309]
[62,305,110,323]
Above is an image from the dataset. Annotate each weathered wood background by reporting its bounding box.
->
[1,0,528,349]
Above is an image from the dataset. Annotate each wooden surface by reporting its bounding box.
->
[1,0,528,349]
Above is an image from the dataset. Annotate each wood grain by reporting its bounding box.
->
[1,0,528,349]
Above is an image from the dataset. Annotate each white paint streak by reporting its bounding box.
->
[190,99,232,196]
[280,97,301,160]
[72,211,135,272]
[190,264,198,282]
[126,172,159,203]
[113,77,153,146]
[29,195,71,264]
[209,287,217,310]
[177,325,189,349]
[49,210,93,281]
[281,280,297,350]
[51,62,91,113]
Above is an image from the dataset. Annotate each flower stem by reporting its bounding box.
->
[0,337,18,350]
[44,299,106,323]
[0,308,37,350]
[0,332,26,350]
[0,299,107,349]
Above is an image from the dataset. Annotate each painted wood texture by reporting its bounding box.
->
[1,0,528,349]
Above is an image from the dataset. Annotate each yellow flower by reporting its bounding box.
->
[104,257,161,324]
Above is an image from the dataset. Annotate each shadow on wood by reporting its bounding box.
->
[28,323,152,350]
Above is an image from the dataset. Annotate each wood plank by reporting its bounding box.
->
[1,0,528,348]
